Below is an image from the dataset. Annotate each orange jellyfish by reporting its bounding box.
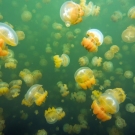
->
[74,67,96,90]
[81,29,103,52]
[91,88,126,122]
[0,38,8,56]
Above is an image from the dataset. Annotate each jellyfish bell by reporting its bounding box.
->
[0,23,18,46]
[128,6,135,19]
[86,29,104,45]
[61,54,70,67]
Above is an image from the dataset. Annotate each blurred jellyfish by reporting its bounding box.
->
[21,10,32,22]
[91,56,102,67]
[124,70,133,79]
[16,31,25,41]
[103,61,113,72]
[111,11,123,22]
[125,103,135,113]
[115,116,127,129]
[103,35,112,45]
[128,6,135,19]
[78,56,89,66]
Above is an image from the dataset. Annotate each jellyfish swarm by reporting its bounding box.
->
[0,23,18,46]
[91,88,126,122]
[22,84,48,107]
[53,54,70,68]
[121,26,135,43]
[128,6,135,19]
[60,1,84,27]
[81,29,103,52]
[44,107,65,124]
[74,67,96,90]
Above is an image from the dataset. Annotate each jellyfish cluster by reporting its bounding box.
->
[91,88,126,121]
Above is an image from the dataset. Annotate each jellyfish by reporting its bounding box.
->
[16,31,25,41]
[44,107,65,124]
[103,80,111,88]
[4,57,18,69]
[104,50,114,60]
[53,54,70,68]
[91,88,126,121]
[0,81,9,96]
[91,90,102,100]
[0,22,18,46]
[111,11,123,22]
[103,35,112,45]
[81,29,103,52]
[78,56,89,66]
[60,1,84,27]
[5,80,22,100]
[32,70,42,82]
[52,22,63,31]
[91,56,102,67]
[73,91,86,103]
[22,84,48,107]
[128,6,135,19]
[36,129,47,135]
[45,44,52,53]
[21,10,32,22]
[115,116,127,129]
[63,123,73,134]
[121,26,135,43]
[66,32,74,40]
[124,70,133,79]
[57,81,69,97]
[103,61,113,72]
[74,67,96,90]
[110,45,119,53]
[125,103,135,113]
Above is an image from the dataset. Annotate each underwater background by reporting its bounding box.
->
[0,0,135,135]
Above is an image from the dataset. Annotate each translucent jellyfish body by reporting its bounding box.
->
[57,81,69,97]
[124,70,133,79]
[22,84,48,107]
[103,35,112,45]
[44,107,65,124]
[21,10,32,22]
[53,54,70,68]
[0,22,18,46]
[128,6,135,19]
[111,11,123,22]
[0,81,9,96]
[91,88,126,121]
[74,67,96,90]
[103,61,113,72]
[4,57,17,69]
[125,103,135,113]
[121,26,135,43]
[91,56,102,67]
[81,29,103,52]
[115,116,127,129]
[78,56,89,66]
[60,1,84,27]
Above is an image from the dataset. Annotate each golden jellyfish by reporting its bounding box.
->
[121,26,135,43]
[91,88,126,122]
[110,45,119,53]
[44,107,65,124]
[115,116,127,129]
[0,22,18,46]
[0,38,8,57]
[104,50,114,60]
[124,70,133,79]
[74,91,86,103]
[63,43,71,54]
[45,44,52,53]
[91,56,102,67]
[0,81,9,96]
[103,35,112,45]
[81,29,104,52]
[74,28,81,34]
[57,81,69,97]
[39,58,48,67]
[52,22,63,31]
[74,67,96,90]
[125,103,135,113]
[103,61,113,72]
[54,33,62,40]
[91,90,102,100]
[128,6,135,19]
[36,129,47,135]
[60,1,84,27]
[53,54,70,68]
[32,70,42,82]
[103,79,111,88]
[63,123,73,134]
[4,57,18,69]
[22,84,48,107]
[5,79,22,100]
[72,124,81,134]
[111,11,123,22]
[21,10,32,22]
[66,31,74,40]
[115,68,123,75]
[78,56,89,66]
[16,31,25,41]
